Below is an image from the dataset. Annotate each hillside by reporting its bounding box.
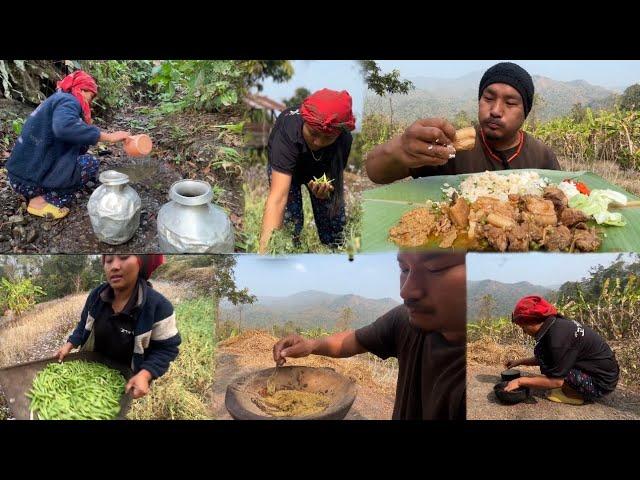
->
[467,280,556,321]
[365,71,619,123]
[220,290,400,330]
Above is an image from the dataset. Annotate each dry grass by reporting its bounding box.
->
[608,340,640,387]
[466,337,530,367]
[0,293,87,367]
[151,280,195,304]
[219,329,398,396]
[559,156,640,196]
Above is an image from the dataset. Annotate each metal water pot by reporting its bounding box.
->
[87,170,141,245]
[157,179,234,253]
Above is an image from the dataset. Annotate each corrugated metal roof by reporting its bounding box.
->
[243,93,286,112]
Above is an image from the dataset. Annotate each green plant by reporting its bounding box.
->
[150,61,241,112]
[0,278,45,315]
[241,177,363,255]
[209,146,244,174]
[558,275,640,341]
[358,60,414,127]
[467,316,532,346]
[619,84,640,111]
[11,117,24,135]
[149,60,293,113]
[26,361,125,420]
[528,107,640,169]
[128,297,215,420]
[213,121,245,138]
[300,327,332,338]
[349,113,407,171]
[81,60,156,115]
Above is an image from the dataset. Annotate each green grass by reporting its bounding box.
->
[467,317,533,346]
[127,297,214,420]
[241,180,363,255]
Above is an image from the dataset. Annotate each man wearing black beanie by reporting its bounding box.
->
[366,62,560,184]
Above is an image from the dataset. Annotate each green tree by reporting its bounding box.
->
[149,60,294,112]
[0,278,46,315]
[210,255,256,340]
[477,294,497,322]
[335,306,355,331]
[570,102,587,122]
[241,60,294,92]
[358,60,414,128]
[284,87,311,108]
[453,110,472,129]
[620,84,640,111]
[36,255,103,300]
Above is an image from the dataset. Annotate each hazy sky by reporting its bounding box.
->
[233,253,402,301]
[467,253,635,286]
[261,60,640,122]
[231,252,636,301]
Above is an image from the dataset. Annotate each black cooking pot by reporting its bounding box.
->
[501,369,521,382]
[494,381,530,405]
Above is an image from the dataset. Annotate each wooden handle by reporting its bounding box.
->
[611,200,640,209]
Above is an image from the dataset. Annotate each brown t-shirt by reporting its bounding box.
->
[410,127,560,177]
[355,305,466,420]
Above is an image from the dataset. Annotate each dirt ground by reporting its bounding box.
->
[210,329,397,420]
[0,103,244,253]
[467,363,640,420]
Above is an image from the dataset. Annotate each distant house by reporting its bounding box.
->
[243,93,286,149]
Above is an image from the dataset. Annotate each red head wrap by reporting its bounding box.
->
[300,88,356,135]
[512,295,558,325]
[57,70,97,124]
[102,255,165,280]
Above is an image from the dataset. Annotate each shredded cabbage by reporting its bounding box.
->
[568,190,628,226]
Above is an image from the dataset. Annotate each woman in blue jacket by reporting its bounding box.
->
[56,254,181,399]
[6,71,131,219]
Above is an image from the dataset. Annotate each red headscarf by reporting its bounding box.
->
[300,88,356,135]
[102,255,165,280]
[56,70,98,124]
[511,296,558,325]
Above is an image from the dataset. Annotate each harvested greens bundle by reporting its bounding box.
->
[312,173,334,186]
[27,361,126,420]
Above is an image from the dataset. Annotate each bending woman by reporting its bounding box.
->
[259,89,355,253]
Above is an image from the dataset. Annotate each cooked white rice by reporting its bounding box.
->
[442,171,550,202]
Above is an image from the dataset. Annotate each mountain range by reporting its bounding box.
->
[365,71,622,123]
[467,280,557,321]
[220,290,400,330]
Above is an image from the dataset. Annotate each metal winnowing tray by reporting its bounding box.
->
[0,351,133,420]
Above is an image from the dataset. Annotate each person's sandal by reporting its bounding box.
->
[547,388,585,405]
[27,202,70,219]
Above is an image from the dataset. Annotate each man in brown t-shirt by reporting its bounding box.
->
[272,252,466,420]
[365,62,560,184]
